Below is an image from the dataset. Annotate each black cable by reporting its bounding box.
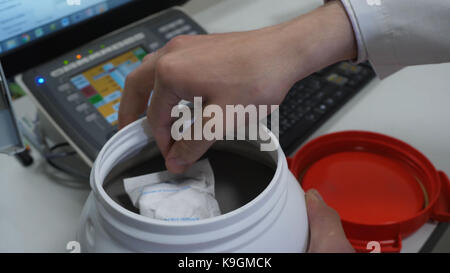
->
[45,143,77,160]
[44,143,90,180]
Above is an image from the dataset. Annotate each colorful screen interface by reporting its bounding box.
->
[70,47,147,126]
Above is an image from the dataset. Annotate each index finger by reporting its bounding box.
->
[147,77,182,159]
[118,52,158,129]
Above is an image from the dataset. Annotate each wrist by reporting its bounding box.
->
[277,1,357,81]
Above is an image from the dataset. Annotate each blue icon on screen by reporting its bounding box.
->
[5,39,17,50]
[35,28,44,38]
[61,18,70,28]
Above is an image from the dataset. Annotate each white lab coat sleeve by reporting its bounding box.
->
[326,0,450,79]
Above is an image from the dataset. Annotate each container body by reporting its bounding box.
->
[77,118,309,252]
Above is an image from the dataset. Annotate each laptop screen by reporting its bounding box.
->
[0,0,133,56]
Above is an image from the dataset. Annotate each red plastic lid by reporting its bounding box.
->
[289,131,450,252]
[302,151,425,225]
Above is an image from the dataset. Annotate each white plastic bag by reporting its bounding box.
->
[124,159,221,221]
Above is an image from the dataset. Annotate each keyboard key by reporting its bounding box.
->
[316,104,327,113]
[287,103,297,110]
[174,18,185,26]
[307,79,322,90]
[333,90,345,99]
[67,93,81,103]
[58,83,71,92]
[361,68,370,76]
[314,91,326,100]
[324,97,336,107]
[305,113,318,122]
[347,80,358,87]
[339,62,362,74]
[288,113,300,121]
[295,106,310,115]
[305,98,320,107]
[288,119,297,126]
[327,73,348,86]
[354,74,364,84]
[295,98,304,105]
[76,103,89,112]
[296,92,309,100]
[180,25,192,33]
[278,61,375,153]
[304,88,315,96]
[294,83,305,90]
[85,113,98,122]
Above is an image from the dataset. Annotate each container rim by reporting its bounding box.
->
[92,117,286,228]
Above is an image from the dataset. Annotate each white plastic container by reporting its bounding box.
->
[77,118,309,252]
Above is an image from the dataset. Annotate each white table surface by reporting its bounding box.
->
[1,0,449,252]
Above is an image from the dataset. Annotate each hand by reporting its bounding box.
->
[306,189,355,253]
[119,1,356,173]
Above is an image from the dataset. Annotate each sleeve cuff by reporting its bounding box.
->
[325,0,403,78]
[338,0,368,64]
[324,0,367,64]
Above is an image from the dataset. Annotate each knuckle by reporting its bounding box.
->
[125,70,138,82]
[250,82,268,101]
[165,35,188,50]
[124,70,139,89]
[142,53,153,63]
[155,55,178,82]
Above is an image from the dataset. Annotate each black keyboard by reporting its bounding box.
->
[268,61,375,154]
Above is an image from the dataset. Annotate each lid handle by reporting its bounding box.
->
[431,171,450,222]
[350,234,402,253]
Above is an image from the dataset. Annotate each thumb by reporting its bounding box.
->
[165,138,214,173]
[306,189,354,253]
[165,112,216,173]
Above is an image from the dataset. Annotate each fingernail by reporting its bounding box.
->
[167,157,188,167]
[166,157,190,174]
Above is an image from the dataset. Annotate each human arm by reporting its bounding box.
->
[118,1,356,173]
